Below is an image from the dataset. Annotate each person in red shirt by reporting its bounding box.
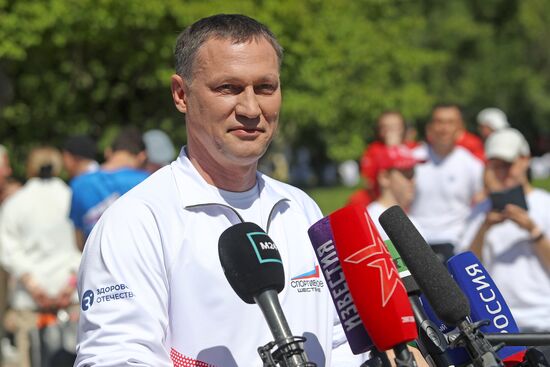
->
[456,124,486,162]
[349,111,416,206]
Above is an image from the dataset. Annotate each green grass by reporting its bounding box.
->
[533,177,550,191]
[306,185,359,215]
[307,177,550,216]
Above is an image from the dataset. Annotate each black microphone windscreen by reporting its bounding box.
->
[378,206,470,326]
[218,222,285,304]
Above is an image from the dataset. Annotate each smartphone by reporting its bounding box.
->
[489,185,528,212]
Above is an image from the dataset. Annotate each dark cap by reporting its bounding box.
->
[63,135,97,160]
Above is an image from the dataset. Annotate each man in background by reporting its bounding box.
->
[366,144,421,234]
[477,107,509,141]
[460,128,550,358]
[142,129,176,173]
[411,103,484,261]
[69,127,148,250]
[350,110,415,207]
[62,135,99,179]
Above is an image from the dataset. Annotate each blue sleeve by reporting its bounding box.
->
[69,182,85,230]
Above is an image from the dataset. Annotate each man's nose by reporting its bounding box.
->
[235,87,261,119]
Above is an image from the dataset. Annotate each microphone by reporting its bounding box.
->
[307,216,374,355]
[379,205,503,367]
[447,251,526,359]
[382,227,451,367]
[218,222,315,367]
[322,204,418,367]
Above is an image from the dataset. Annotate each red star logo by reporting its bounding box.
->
[343,211,402,307]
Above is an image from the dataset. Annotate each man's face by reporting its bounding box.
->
[478,124,493,141]
[486,158,529,191]
[427,107,461,152]
[378,114,405,146]
[387,168,416,209]
[174,37,281,169]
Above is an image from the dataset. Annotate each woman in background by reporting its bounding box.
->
[0,146,81,367]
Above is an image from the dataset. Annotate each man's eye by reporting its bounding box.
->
[216,84,240,93]
[255,84,277,94]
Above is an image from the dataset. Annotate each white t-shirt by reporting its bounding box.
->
[459,189,550,331]
[76,149,365,367]
[410,146,483,246]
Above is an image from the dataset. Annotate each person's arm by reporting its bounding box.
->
[75,198,171,367]
[75,228,85,252]
[467,211,505,261]
[68,185,87,252]
[503,204,550,270]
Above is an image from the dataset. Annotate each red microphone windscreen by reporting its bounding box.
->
[502,350,527,367]
[329,204,418,351]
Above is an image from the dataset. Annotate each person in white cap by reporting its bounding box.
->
[142,129,176,173]
[476,107,509,141]
[459,128,550,337]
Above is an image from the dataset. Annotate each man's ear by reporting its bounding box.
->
[136,151,148,168]
[171,74,188,114]
[104,147,112,161]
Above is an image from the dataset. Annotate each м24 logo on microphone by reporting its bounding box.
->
[246,231,282,265]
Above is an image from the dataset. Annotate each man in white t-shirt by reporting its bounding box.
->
[410,103,484,261]
[75,14,368,367]
[459,128,550,334]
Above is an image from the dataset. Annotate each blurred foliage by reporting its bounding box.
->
[1,0,550,177]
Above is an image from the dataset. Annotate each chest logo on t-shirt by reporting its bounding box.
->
[290,264,324,293]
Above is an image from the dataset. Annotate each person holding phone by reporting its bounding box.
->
[459,128,550,336]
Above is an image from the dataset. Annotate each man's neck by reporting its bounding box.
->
[74,160,97,176]
[102,151,140,171]
[430,144,454,159]
[185,147,257,192]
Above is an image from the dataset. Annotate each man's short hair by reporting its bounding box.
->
[174,13,283,81]
[63,135,97,160]
[111,127,146,155]
[376,110,405,125]
[430,102,464,118]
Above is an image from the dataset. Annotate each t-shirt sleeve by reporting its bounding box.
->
[75,198,172,367]
[69,184,84,231]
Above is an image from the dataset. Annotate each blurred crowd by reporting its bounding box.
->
[0,127,176,367]
[351,104,550,341]
[0,104,549,366]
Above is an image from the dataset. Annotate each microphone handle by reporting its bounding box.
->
[393,343,418,367]
[361,349,392,367]
[254,290,315,367]
[456,320,502,367]
[484,333,550,347]
[409,295,452,367]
